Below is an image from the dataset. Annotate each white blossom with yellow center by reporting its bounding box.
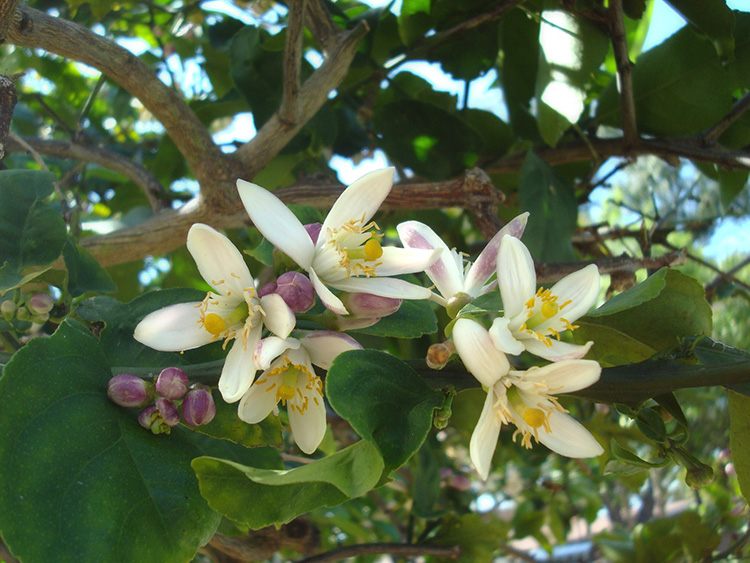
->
[453,318,603,480]
[238,331,361,454]
[237,168,441,315]
[134,224,295,403]
[490,235,600,362]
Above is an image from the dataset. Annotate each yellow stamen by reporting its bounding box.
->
[204,313,226,336]
[541,300,559,319]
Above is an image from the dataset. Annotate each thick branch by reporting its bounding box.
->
[297,542,461,563]
[6,5,223,184]
[608,0,638,148]
[279,0,307,125]
[535,250,687,284]
[0,0,19,43]
[233,21,368,173]
[5,136,167,211]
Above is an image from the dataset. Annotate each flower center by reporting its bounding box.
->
[197,286,260,349]
[507,386,551,449]
[519,287,575,347]
[326,213,384,278]
[259,359,323,414]
[203,302,249,336]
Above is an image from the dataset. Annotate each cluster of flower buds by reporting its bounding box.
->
[107,367,216,434]
[2,292,55,325]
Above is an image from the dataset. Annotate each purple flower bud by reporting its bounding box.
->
[258,281,278,298]
[334,315,382,330]
[28,293,54,315]
[138,405,171,435]
[304,222,322,244]
[275,271,315,313]
[181,385,217,427]
[155,397,181,427]
[341,293,402,318]
[155,367,188,400]
[108,374,155,408]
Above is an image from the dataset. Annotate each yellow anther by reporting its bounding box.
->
[204,313,226,336]
[541,300,559,319]
[364,237,383,260]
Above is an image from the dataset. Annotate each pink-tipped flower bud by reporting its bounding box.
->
[304,222,322,244]
[2,300,17,321]
[181,385,216,427]
[341,293,402,318]
[28,292,54,315]
[138,405,171,435]
[275,271,315,313]
[333,315,382,330]
[155,397,181,427]
[155,367,188,400]
[258,281,278,298]
[107,374,155,408]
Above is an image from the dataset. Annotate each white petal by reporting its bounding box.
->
[397,221,463,298]
[219,332,260,403]
[521,359,601,394]
[309,268,348,314]
[237,371,280,423]
[134,302,212,351]
[237,179,316,270]
[463,213,529,296]
[288,386,327,454]
[187,224,254,296]
[254,336,299,370]
[523,338,594,362]
[452,319,509,388]
[260,293,296,339]
[470,389,503,480]
[489,317,525,356]
[497,236,537,319]
[330,276,434,301]
[300,331,362,369]
[322,168,394,235]
[375,247,442,276]
[549,264,600,322]
[536,410,603,458]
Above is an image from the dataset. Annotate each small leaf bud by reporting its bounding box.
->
[107,374,155,408]
[28,292,54,315]
[181,385,217,427]
[155,367,188,400]
[155,397,181,427]
[275,271,315,313]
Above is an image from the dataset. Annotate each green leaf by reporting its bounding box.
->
[426,20,500,81]
[457,291,504,317]
[717,167,749,210]
[519,151,577,263]
[0,264,52,297]
[575,321,658,366]
[604,439,667,475]
[62,237,117,297]
[666,0,736,61]
[0,170,67,292]
[349,299,438,338]
[374,99,482,180]
[0,320,221,563]
[192,440,383,529]
[325,349,444,473]
[188,389,283,448]
[729,390,750,502]
[536,10,609,146]
[576,268,712,357]
[428,513,510,562]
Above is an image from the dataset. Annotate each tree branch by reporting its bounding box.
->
[304,0,339,53]
[6,5,223,185]
[0,0,19,43]
[5,135,168,211]
[279,0,307,126]
[535,250,687,284]
[296,542,461,563]
[703,90,750,145]
[608,0,638,148]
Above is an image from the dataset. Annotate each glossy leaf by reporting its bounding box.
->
[192,440,383,529]
[0,320,220,563]
[62,237,117,297]
[428,513,510,563]
[349,299,438,338]
[325,349,444,473]
[666,0,736,61]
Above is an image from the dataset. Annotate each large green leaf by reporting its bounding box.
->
[349,299,438,338]
[192,440,383,529]
[576,269,712,361]
[596,13,750,137]
[0,170,67,294]
[518,151,577,263]
[536,10,609,146]
[666,0,736,61]
[62,237,117,297]
[325,349,444,473]
[0,320,220,563]
[729,390,750,503]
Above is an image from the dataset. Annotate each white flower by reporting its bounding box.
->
[453,318,603,480]
[237,168,441,315]
[237,331,361,454]
[133,224,295,403]
[396,213,529,309]
[489,235,600,361]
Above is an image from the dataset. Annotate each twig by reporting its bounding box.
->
[608,0,638,147]
[304,0,339,53]
[703,90,750,145]
[663,241,750,294]
[535,250,687,284]
[279,0,307,126]
[705,255,750,299]
[75,73,106,141]
[296,542,461,563]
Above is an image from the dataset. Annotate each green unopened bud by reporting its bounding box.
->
[15,306,31,322]
[685,464,714,489]
[1,300,16,321]
[446,292,473,319]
